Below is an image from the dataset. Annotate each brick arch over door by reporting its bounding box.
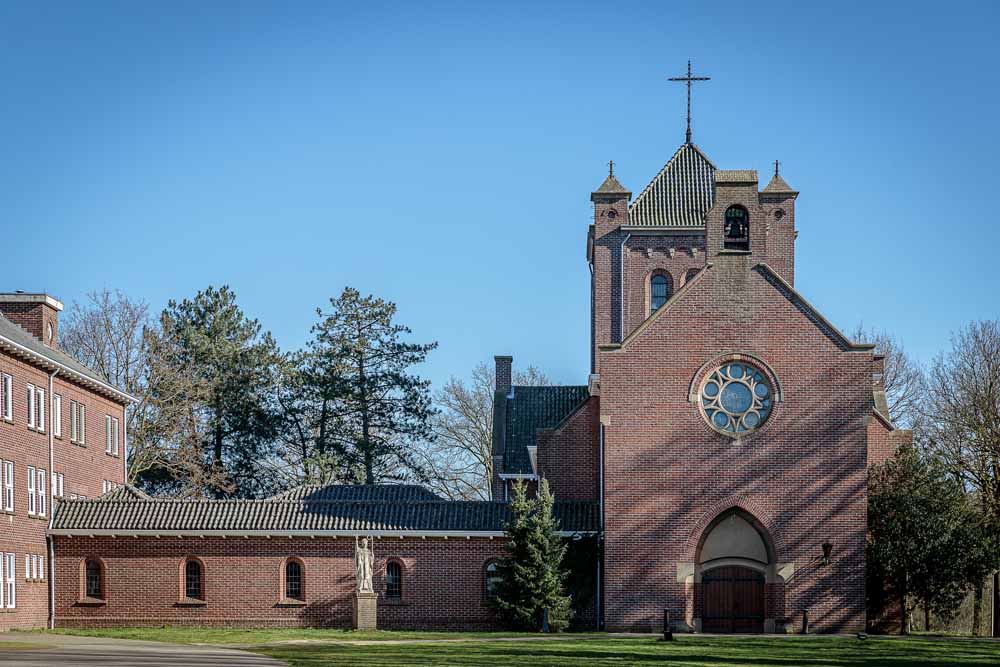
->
[684,496,787,565]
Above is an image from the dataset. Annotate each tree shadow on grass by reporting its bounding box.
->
[257,637,1000,667]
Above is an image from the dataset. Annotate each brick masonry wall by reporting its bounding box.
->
[537,397,599,502]
[0,349,126,631]
[53,536,508,630]
[597,254,872,633]
[622,234,707,338]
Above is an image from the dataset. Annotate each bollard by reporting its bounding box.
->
[662,609,674,641]
[801,608,810,635]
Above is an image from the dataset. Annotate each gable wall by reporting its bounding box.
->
[537,396,600,502]
[622,234,706,339]
[597,256,872,633]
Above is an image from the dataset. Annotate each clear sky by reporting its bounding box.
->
[3,1,998,388]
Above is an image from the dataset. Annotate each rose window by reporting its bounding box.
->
[700,362,773,435]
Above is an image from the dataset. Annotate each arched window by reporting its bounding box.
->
[724,205,750,251]
[685,268,700,285]
[650,273,670,313]
[85,559,103,599]
[385,561,402,600]
[484,560,502,602]
[285,560,303,601]
[184,559,203,600]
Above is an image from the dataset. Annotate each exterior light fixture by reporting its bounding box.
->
[822,541,833,566]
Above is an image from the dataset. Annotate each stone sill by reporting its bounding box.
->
[275,599,307,607]
[718,249,752,255]
[174,598,207,607]
[75,597,106,607]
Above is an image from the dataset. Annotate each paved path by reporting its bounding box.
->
[0,633,285,667]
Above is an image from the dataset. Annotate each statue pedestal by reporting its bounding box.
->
[352,591,378,631]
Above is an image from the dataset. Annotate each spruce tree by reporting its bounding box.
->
[491,479,573,631]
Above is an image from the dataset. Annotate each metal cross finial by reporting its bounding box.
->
[608,159,614,176]
[668,60,711,144]
[774,160,780,176]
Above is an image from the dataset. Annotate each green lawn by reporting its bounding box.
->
[36,626,542,645]
[30,628,1000,666]
[251,636,1000,667]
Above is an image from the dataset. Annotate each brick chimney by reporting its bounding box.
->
[0,292,64,348]
[495,355,513,394]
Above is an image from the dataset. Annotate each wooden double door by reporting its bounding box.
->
[701,565,765,633]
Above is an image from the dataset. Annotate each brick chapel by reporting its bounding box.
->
[15,76,910,634]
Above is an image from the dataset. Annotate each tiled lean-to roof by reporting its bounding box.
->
[50,484,600,535]
[628,143,716,227]
[501,385,590,474]
[269,484,443,502]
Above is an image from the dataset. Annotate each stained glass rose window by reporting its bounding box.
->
[700,362,773,435]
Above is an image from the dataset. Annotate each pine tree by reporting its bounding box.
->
[491,480,573,631]
[303,287,437,484]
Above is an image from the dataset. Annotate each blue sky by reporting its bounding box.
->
[3,1,998,388]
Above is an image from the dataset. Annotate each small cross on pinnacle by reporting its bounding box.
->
[668,60,711,145]
[774,160,780,176]
[608,159,614,176]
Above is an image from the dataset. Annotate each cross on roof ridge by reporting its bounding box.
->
[668,60,711,145]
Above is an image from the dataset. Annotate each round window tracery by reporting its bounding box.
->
[700,362,773,435]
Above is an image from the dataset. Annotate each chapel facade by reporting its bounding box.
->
[40,123,909,634]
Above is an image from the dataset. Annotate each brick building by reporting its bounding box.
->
[0,293,130,631]
[45,132,908,633]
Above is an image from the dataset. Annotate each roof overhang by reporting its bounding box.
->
[0,334,136,404]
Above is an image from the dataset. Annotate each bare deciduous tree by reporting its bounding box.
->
[924,320,1000,637]
[853,325,925,428]
[61,290,175,487]
[421,362,550,500]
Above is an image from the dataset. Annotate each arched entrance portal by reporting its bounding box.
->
[694,509,775,633]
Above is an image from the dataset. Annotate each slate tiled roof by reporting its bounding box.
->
[0,313,133,403]
[50,488,600,535]
[628,143,716,227]
[503,386,590,474]
[762,173,797,194]
[592,173,630,196]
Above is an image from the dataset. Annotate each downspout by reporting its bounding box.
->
[597,422,605,630]
[123,402,128,483]
[46,369,58,630]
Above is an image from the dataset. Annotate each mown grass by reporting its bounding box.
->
[251,636,1000,667]
[35,626,542,645]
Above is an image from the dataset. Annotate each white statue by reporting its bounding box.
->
[354,536,374,593]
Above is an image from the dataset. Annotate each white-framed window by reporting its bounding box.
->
[79,404,86,444]
[70,400,78,441]
[39,555,44,581]
[1,374,11,420]
[2,461,12,512]
[27,466,35,515]
[53,393,61,437]
[37,469,46,517]
[101,480,109,495]
[53,472,64,499]
[27,384,35,428]
[112,417,119,456]
[4,552,14,608]
[36,387,44,432]
[24,555,29,581]
[105,415,112,453]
